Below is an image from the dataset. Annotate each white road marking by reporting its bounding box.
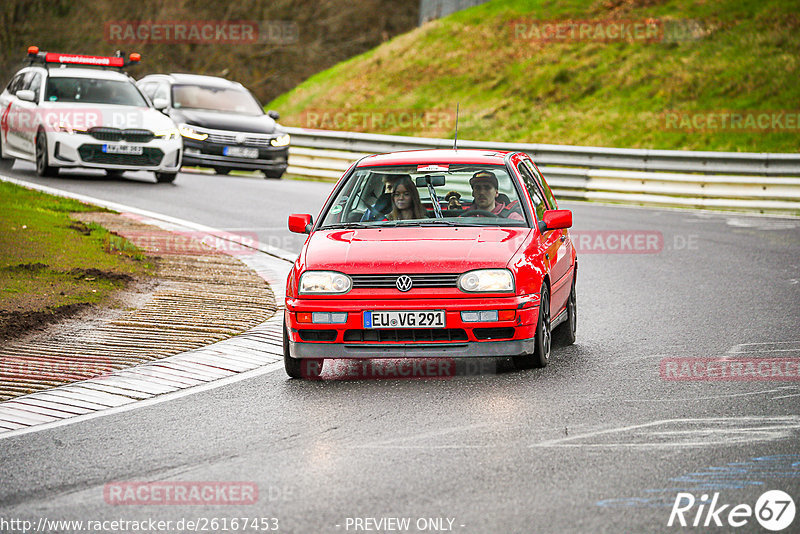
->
[530,416,800,449]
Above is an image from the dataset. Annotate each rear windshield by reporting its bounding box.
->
[44,77,148,106]
[319,164,528,229]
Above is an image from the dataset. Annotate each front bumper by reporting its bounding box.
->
[182,138,288,172]
[49,132,182,171]
[284,295,540,359]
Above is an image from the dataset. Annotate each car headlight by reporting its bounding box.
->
[155,128,180,140]
[270,133,290,147]
[299,271,352,295]
[178,124,208,140]
[457,269,514,293]
[53,122,86,135]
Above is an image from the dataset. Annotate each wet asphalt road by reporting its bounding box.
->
[1,162,799,533]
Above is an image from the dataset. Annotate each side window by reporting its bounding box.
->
[524,160,558,209]
[25,73,42,101]
[517,162,547,221]
[6,73,25,95]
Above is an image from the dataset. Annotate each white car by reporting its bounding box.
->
[0,47,182,183]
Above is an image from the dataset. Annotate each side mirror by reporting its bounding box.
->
[152,97,169,111]
[288,213,313,234]
[267,110,280,120]
[16,90,35,102]
[537,209,572,233]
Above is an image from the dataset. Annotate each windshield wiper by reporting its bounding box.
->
[321,222,375,229]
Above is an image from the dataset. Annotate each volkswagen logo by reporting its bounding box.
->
[235,133,247,144]
[395,275,413,292]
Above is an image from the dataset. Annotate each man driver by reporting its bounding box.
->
[467,170,524,220]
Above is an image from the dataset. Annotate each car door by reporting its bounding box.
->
[18,71,42,155]
[523,158,573,313]
[517,159,571,318]
[1,72,26,154]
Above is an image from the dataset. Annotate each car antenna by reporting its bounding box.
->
[453,103,459,150]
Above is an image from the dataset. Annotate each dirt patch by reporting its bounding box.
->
[69,267,134,282]
[68,221,92,235]
[0,303,91,342]
[2,263,49,273]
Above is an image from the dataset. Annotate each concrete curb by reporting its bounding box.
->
[0,176,294,437]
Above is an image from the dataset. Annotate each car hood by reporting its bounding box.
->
[303,227,531,273]
[35,103,176,131]
[172,109,277,134]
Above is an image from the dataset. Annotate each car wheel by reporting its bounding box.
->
[214,167,230,175]
[263,170,284,179]
[283,320,323,379]
[513,284,551,370]
[154,172,177,183]
[106,169,125,178]
[35,131,58,177]
[553,278,576,346]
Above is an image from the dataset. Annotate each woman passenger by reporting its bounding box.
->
[386,175,425,221]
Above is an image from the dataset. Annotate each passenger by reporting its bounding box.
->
[362,174,405,221]
[386,175,425,221]
[467,170,524,220]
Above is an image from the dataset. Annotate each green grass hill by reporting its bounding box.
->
[269,0,800,153]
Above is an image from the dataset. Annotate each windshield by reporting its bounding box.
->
[171,85,263,114]
[44,78,148,106]
[319,164,528,229]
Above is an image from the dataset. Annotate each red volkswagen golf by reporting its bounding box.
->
[284,149,576,379]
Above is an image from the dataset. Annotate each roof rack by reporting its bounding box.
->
[25,45,141,71]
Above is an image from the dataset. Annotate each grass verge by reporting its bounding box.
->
[0,181,153,340]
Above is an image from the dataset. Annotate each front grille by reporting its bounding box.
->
[205,132,271,147]
[298,329,337,342]
[350,273,460,289]
[473,327,515,340]
[343,328,468,343]
[78,144,163,166]
[88,127,154,143]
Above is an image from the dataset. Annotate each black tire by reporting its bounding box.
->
[214,167,230,175]
[35,131,58,177]
[553,278,577,347]
[513,284,551,370]
[283,320,323,379]
[263,170,284,179]
[155,172,177,183]
[106,169,125,178]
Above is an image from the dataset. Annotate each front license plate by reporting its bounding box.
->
[364,310,445,329]
[103,144,143,155]
[223,146,259,158]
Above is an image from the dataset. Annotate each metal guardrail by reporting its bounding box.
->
[284,127,800,214]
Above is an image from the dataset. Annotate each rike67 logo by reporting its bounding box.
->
[668,490,796,531]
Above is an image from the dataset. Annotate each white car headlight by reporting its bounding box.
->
[299,271,352,295]
[179,124,208,140]
[154,128,180,140]
[53,122,86,135]
[458,269,514,293]
[270,133,290,147]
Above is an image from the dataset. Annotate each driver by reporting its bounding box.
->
[467,170,523,220]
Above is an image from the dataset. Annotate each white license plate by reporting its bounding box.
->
[224,146,259,158]
[364,310,446,329]
[103,144,143,155]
